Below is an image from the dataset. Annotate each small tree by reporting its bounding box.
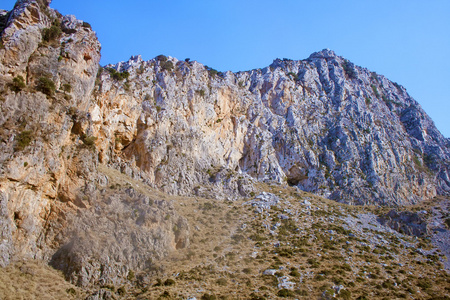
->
[42,20,62,43]
[11,76,26,92]
[36,76,56,96]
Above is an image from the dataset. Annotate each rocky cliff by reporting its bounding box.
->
[0,0,449,293]
[93,52,450,206]
[0,0,189,286]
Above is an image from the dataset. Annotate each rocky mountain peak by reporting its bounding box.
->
[307,48,338,60]
[1,0,450,296]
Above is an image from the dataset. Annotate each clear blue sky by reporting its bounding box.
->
[3,0,449,137]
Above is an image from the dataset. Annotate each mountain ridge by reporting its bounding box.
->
[99,48,450,205]
[1,1,450,298]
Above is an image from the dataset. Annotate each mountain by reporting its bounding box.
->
[0,1,449,299]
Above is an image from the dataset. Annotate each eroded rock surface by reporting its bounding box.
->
[1,0,450,291]
[92,51,450,206]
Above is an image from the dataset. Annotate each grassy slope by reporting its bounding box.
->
[0,260,84,300]
[1,166,449,299]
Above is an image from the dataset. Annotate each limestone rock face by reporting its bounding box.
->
[0,2,190,286]
[0,0,103,268]
[1,0,450,290]
[50,186,189,287]
[94,52,450,206]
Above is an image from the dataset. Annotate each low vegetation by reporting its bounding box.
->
[36,76,56,96]
[4,175,449,299]
[106,67,130,81]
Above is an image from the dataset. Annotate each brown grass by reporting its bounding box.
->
[0,260,83,300]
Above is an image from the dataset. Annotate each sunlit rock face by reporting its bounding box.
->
[94,51,449,206]
[1,0,449,287]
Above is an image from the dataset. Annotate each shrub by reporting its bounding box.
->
[216,278,227,286]
[82,21,91,29]
[249,293,266,300]
[201,294,217,300]
[11,75,26,92]
[107,68,129,81]
[162,61,174,72]
[117,286,126,296]
[339,289,351,300]
[36,76,56,96]
[277,289,294,297]
[163,278,175,286]
[205,65,218,77]
[62,83,72,93]
[15,130,33,151]
[156,55,167,62]
[371,85,380,98]
[42,22,62,43]
[289,269,300,277]
[445,218,450,229]
[417,278,432,290]
[66,288,76,295]
[81,134,97,148]
[342,60,356,79]
[127,270,135,281]
[287,72,299,81]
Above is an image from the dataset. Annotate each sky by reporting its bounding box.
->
[3,0,450,137]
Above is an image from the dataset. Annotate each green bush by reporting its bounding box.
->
[445,218,450,229]
[62,83,72,93]
[127,270,135,281]
[287,72,299,81]
[277,289,294,297]
[289,269,300,277]
[339,289,351,300]
[162,61,173,71]
[342,60,356,79]
[81,134,97,147]
[11,75,26,92]
[371,84,380,98]
[36,76,56,96]
[66,288,76,295]
[82,21,91,29]
[107,68,129,81]
[205,65,218,77]
[156,55,167,62]
[42,22,62,43]
[15,130,33,151]
[201,294,217,300]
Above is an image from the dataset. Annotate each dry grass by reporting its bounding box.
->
[0,260,83,300]
[122,184,450,299]
[2,171,449,299]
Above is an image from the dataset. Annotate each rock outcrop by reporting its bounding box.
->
[92,51,450,206]
[1,0,450,291]
[0,0,188,286]
[378,210,429,237]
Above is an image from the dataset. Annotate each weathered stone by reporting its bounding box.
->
[1,0,450,291]
[379,210,429,237]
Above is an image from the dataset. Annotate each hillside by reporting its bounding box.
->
[0,0,449,299]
